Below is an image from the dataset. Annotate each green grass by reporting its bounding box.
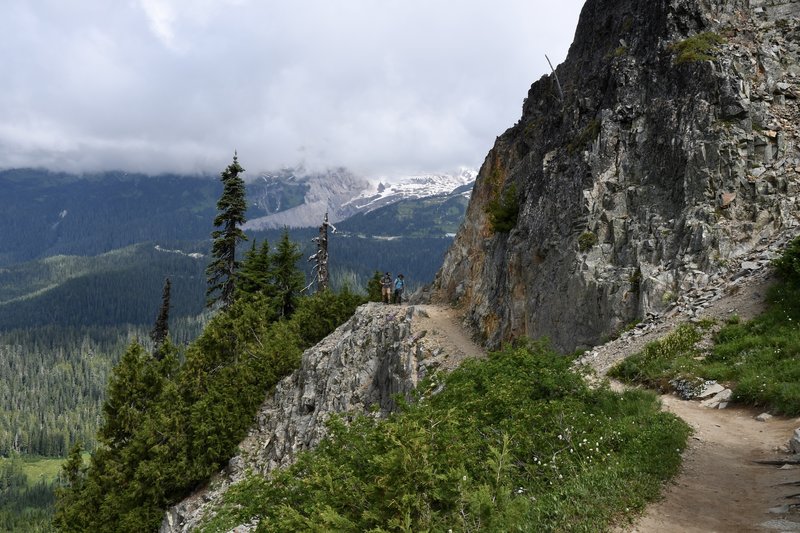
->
[17,456,67,486]
[0,454,66,487]
[201,341,689,532]
[0,454,60,532]
[611,281,800,415]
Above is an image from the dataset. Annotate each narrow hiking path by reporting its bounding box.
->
[416,272,800,531]
[410,304,487,370]
[629,396,800,532]
[577,272,800,532]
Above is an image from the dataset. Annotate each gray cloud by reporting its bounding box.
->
[0,0,584,177]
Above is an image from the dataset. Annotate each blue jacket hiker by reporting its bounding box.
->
[393,274,405,304]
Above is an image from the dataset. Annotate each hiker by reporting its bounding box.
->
[393,274,405,304]
[380,272,393,304]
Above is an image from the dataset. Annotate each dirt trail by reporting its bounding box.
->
[415,273,800,531]
[410,304,487,369]
[628,396,800,532]
[583,272,800,532]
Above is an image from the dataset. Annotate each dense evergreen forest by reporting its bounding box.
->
[0,244,208,330]
[0,319,206,457]
[0,169,221,266]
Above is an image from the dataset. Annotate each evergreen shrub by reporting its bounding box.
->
[486,184,519,233]
[204,340,689,532]
[578,231,597,252]
[671,32,725,64]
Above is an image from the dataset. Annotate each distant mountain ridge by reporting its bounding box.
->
[243,167,477,230]
[0,166,475,266]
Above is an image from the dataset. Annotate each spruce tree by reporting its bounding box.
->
[206,152,248,309]
[53,442,88,531]
[367,271,383,302]
[236,239,273,299]
[272,229,305,318]
[99,342,161,448]
[150,277,171,358]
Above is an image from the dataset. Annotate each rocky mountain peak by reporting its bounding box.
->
[432,0,800,352]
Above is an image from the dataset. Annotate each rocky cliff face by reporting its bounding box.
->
[432,0,800,352]
[160,303,464,532]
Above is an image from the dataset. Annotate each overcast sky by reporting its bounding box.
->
[0,1,585,178]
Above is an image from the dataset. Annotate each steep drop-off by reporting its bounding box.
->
[160,304,484,532]
[432,0,800,352]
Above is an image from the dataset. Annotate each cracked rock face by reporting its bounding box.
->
[432,0,800,353]
[160,304,450,532]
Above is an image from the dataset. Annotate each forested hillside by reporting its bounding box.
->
[0,320,206,458]
[0,244,207,330]
[0,169,220,266]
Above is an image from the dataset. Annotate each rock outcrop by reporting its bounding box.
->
[160,303,461,532]
[432,0,800,352]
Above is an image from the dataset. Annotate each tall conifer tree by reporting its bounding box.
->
[272,229,304,318]
[206,152,248,309]
[150,277,171,358]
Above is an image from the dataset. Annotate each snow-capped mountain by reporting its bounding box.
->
[244,167,371,230]
[243,167,477,230]
[345,168,477,214]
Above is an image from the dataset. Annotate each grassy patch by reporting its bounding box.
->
[609,323,711,392]
[611,280,800,415]
[202,341,689,532]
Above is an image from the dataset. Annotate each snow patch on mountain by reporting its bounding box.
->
[346,168,478,212]
[154,245,204,259]
[243,167,477,230]
[346,168,477,213]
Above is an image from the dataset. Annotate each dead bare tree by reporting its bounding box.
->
[306,212,336,293]
[545,54,564,104]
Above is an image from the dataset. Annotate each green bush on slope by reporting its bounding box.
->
[611,239,800,416]
[204,340,689,532]
[671,32,725,64]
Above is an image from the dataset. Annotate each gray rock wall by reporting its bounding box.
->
[433,0,800,352]
[160,303,446,532]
